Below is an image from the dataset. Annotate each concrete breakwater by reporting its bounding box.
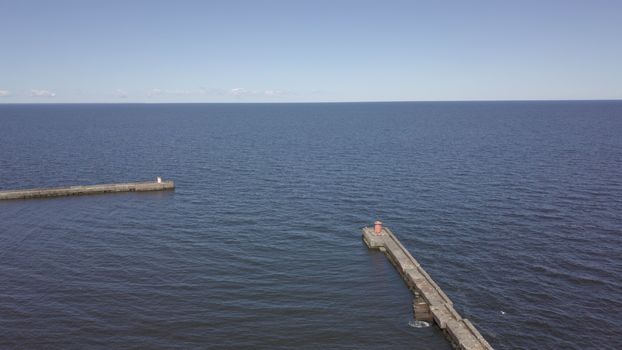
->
[362,224,493,350]
[0,178,175,200]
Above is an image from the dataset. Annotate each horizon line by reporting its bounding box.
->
[0,98,621,105]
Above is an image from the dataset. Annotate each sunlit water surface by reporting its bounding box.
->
[1,102,621,349]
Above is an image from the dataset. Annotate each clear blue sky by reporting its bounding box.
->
[1,0,621,103]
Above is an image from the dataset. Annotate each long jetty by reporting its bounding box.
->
[0,177,175,200]
[362,222,493,350]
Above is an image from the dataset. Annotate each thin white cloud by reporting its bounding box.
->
[0,90,10,97]
[148,88,163,97]
[229,88,248,97]
[31,89,56,97]
[229,88,289,98]
[148,88,196,97]
[115,89,128,98]
[143,87,292,100]
[199,87,227,97]
[263,90,281,97]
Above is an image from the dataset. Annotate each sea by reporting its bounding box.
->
[0,101,620,349]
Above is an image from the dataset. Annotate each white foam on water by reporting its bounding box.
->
[408,320,431,328]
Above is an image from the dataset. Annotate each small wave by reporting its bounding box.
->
[408,320,431,328]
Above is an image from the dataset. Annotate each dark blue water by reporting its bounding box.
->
[1,101,621,349]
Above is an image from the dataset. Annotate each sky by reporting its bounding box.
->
[0,0,621,103]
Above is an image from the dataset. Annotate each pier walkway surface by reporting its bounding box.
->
[0,179,174,200]
[363,225,493,350]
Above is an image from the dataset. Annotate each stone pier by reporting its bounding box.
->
[362,225,493,350]
[0,179,175,200]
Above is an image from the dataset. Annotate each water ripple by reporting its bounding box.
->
[1,102,621,349]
